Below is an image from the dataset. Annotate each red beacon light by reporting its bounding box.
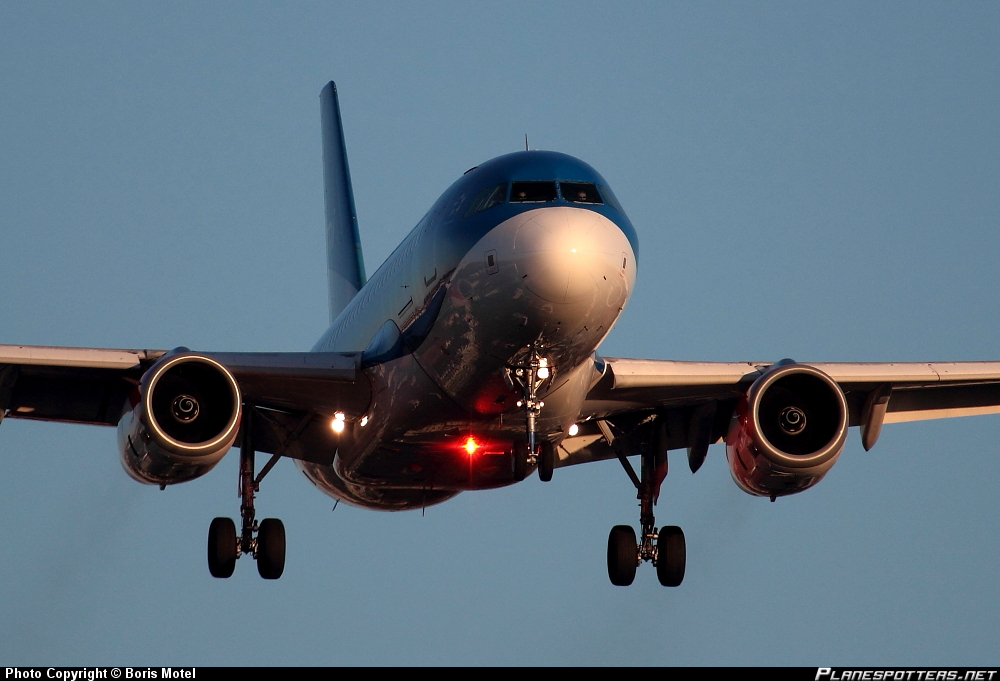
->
[463,436,479,456]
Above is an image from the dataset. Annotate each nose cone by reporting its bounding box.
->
[513,207,632,304]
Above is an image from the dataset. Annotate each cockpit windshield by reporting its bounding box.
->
[510,181,557,203]
[560,182,603,204]
[461,177,625,219]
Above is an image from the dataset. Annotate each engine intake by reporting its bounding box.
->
[118,353,242,485]
[726,362,847,498]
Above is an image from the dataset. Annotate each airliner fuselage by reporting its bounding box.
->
[302,151,638,509]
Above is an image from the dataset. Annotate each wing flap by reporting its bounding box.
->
[883,381,1000,423]
[3,366,135,425]
[0,346,161,426]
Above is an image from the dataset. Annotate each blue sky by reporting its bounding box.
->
[1,2,998,665]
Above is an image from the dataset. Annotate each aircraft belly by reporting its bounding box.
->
[296,459,459,511]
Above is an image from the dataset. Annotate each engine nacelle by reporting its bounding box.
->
[118,353,242,486]
[726,362,847,498]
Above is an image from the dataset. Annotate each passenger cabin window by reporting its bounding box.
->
[560,182,603,204]
[464,183,507,217]
[510,181,557,203]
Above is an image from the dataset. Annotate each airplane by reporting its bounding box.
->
[3,80,1000,587]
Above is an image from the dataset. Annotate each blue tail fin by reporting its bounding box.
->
[320,81,366,322]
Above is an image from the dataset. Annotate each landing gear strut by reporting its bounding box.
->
[604,418,686,587]
[207,406,286,579]
[508,344,554,482]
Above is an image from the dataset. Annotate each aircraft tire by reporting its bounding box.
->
[256,518,286,580]
[607,525,638,586]
[538,440,554,482]
[656,525,685,587]
[207,517,237,578]
[512,438,528,482]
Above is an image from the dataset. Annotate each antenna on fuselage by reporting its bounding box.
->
[525,134,529,151]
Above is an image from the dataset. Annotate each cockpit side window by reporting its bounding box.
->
[560,182,603,204]
[597,184,627,215]
[510,181,557,203]
[464,183,507,217]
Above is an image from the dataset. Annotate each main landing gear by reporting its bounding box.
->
[604,419,686,587]
[207,406,286,579]
[508,345,555,482]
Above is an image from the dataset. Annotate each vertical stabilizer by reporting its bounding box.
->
[320,81,366,322]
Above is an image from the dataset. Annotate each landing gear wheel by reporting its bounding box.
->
[256,518,286,579]
[538,440,554,482]
[512,437,528,482]
[607,525,638,586]
[656,525,686,587]
[207,517,237,578]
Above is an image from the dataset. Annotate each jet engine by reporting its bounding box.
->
[726,362,848,498]
[118,353,242,486]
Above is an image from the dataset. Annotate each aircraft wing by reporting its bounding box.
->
[0,344,371,465]
[560,358,1000,469]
